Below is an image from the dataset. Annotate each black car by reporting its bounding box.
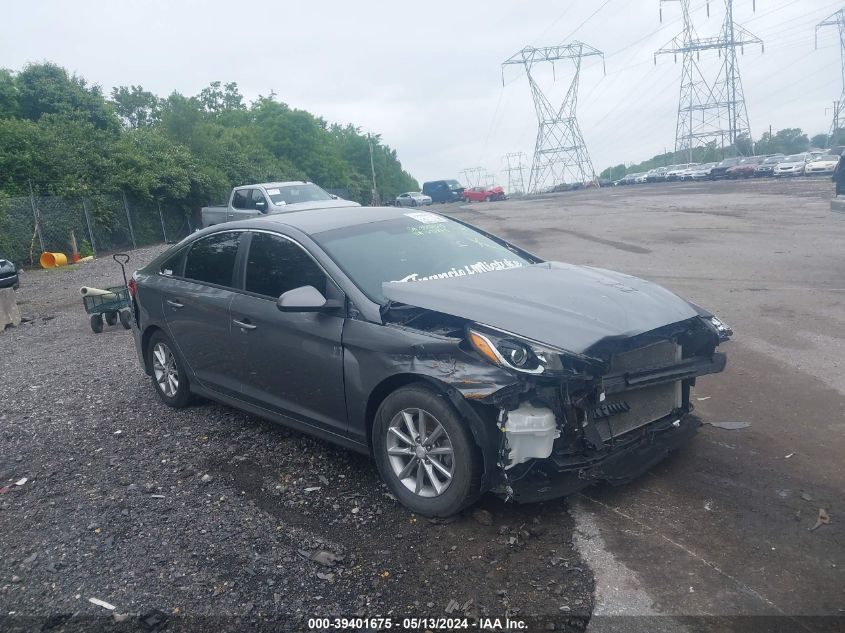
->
[0,258,19,290]
[422,179,465,203]
[709,157,742,180]
[129,207,731,516]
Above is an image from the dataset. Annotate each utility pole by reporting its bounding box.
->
[502,41,605,193]
[367,133,379,206]
[655,0,763,158]
[817,7,845,145]
[502,152,527,194]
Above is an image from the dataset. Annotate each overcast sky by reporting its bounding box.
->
[4,0,843,185]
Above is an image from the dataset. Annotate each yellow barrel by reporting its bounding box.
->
[39,252,68,268]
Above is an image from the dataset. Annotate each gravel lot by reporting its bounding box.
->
[0,248,593,630]
[3,176,843,632]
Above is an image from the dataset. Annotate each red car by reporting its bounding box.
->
[725,156,764,178]
[463,185,507,202]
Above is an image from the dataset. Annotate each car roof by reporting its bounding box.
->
[246,205,440,235]
[237,181,314,190]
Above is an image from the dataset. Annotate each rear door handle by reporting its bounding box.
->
[232,318,257,331]
[166,299,184,309]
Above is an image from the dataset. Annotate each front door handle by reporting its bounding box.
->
[166,299,184,309]
[232,318,257,331]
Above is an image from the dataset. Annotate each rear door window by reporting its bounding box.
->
[183,232,242,287]
[245,232,328,298]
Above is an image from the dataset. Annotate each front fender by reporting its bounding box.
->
[342,319,521,490]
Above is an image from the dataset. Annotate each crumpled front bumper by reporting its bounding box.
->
[506,412,700,503]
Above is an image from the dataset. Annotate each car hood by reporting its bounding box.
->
[808,161,836,167]
[382,262,698,354]
[271,199,360,213]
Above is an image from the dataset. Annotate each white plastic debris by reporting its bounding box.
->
[88,597,116,610]
[14,478,27,486]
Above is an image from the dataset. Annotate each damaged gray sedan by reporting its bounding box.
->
[129,207,730,516]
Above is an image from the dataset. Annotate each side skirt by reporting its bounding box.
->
[189,383,371,457]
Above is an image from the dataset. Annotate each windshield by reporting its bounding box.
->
[445,180,463,191]
[267,184,333,205]
[784,155,805,162]
[718,158,741,167]
[815,155,838,161]
[313,212,532,303]
[763,157,782,164]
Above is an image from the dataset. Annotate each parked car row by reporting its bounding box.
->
[614,150,841,186]
[396,180,509,206]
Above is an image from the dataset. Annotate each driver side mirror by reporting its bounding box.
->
[255,200,267,213]
[277,285,342,313]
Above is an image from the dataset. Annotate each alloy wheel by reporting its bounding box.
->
[386,408,454,497]
[152,342,179,398]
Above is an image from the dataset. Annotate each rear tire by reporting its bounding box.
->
[146,331,192,408]
[484,196,491,202]
[373,384,482,517]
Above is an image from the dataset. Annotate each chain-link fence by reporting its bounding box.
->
[0,191,195,266]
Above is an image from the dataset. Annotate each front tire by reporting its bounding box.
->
[373,384,482,517]
[146,331,192,408]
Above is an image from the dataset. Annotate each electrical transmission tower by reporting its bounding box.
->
[817,7,845,145]
[655,0,763,162]
[502,152,527,194]
[460,167,485,188]
[502,42,604,194]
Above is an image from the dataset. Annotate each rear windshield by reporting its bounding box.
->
[313,212,533,302]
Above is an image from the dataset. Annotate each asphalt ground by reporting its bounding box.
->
[446,177,844,632]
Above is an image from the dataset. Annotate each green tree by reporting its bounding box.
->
[810,133,830,149]
[111,85,161,128]
[0,69,19,118]
[15,62,118,131]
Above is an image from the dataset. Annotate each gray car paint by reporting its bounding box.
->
[382,262,698,354]
[131,208,727,501]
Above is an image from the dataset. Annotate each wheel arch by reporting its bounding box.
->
[140,324,164,374]
[365,372,500,493]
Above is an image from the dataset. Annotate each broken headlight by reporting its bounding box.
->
[466,326,598,376]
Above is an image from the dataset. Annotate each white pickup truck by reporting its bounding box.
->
[200,181,360,227]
